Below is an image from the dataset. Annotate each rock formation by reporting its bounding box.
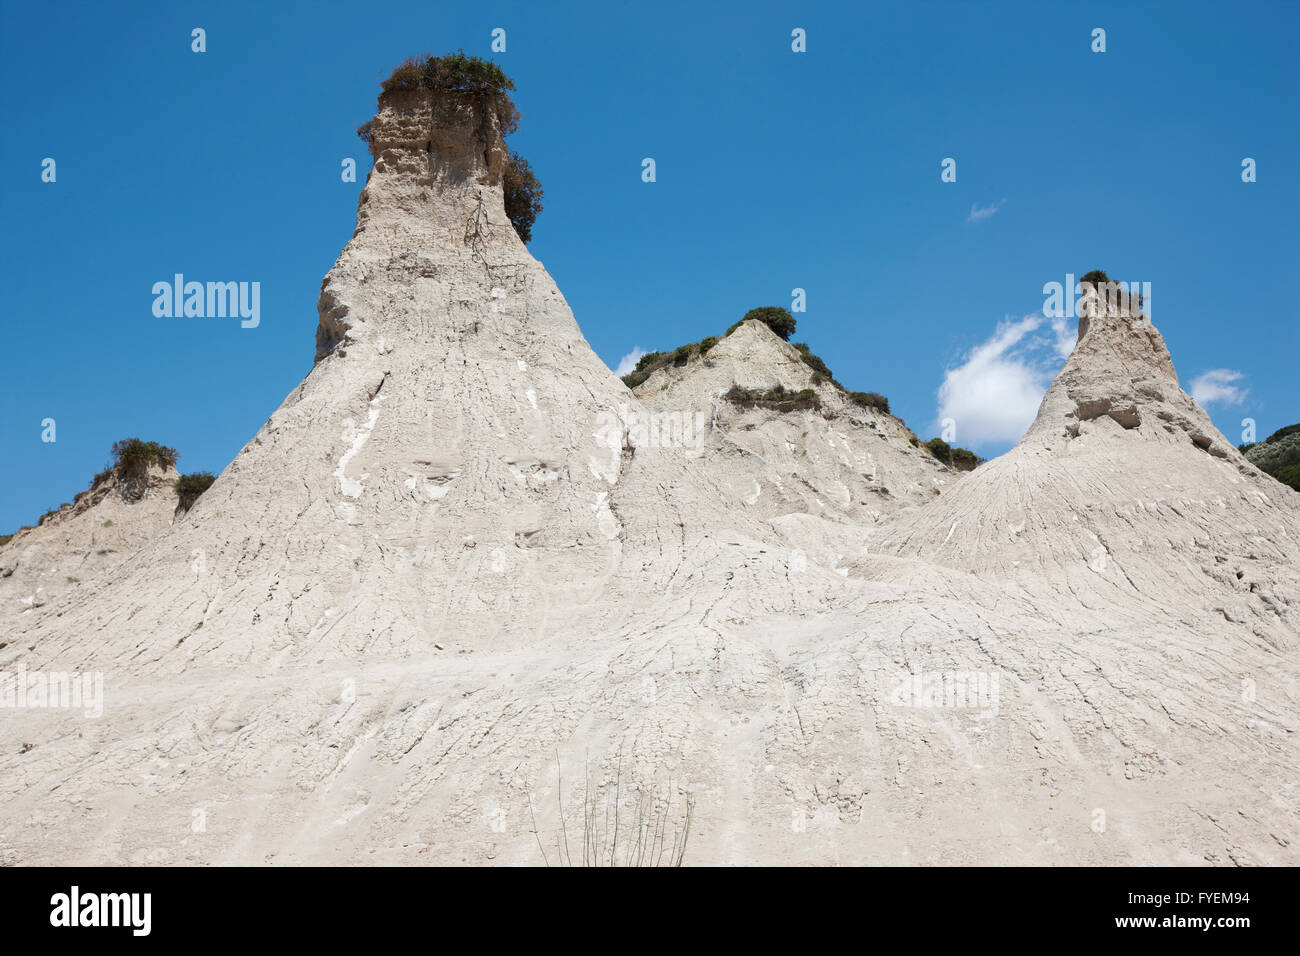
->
[630,318,955,524]
[1,87,1296,867]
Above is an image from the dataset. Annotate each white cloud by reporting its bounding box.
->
[967,198,1006,223]
[1190,369,1248,408]
[613,347,648,377]
[1048,316,1077,358]
[935,314,1073,446]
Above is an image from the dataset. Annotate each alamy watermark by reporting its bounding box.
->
[889,669,1000,719]
[1,663,103,718]
[152,274,260,328]
[50,886,150,936]
[1042,274,1151,320]
[595,404,708,451]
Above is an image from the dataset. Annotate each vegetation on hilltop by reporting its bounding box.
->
[849,391,890,414]
[623,307,895,415]
[724,385,820,412]
[1241,424,1300,492]
[725,307,797,341]
[1,437,184,543]
[503,151,544,244]
[619,308,917,434]
[358,51,541,245]
[175,472,217,510]
[1079,268,1144,308]
[380,50,516,100]
[620,336,725,389]
[923,437,984,471]
[102,439,179,484]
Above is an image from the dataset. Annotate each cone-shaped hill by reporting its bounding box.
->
[627,317,959,526]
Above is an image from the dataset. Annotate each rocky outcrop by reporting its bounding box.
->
[1033,289,1239,460]
[316,88,511,362]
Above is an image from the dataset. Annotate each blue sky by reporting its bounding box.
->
[1,0,1296,532]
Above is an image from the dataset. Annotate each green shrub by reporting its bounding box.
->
[792,342,836,382]
[503,150,543,243]
[620,351,666,389]
[1079,268,1144,309]
[66,576,80,584]
[925,438,952,461]
[740,306,797,341]
[724,384,820,412]
[109,439,178,480]
[418,50,515,95]
[175,472,217,510]
[1265,424,1300,444]
[1273,463,1300,492]
[381,50,514,93]
[381,56,425,92]
[1244,424,1300,493]
[376,52,519,133]
[698,336,718,354]
[0,534,11,547]
[671,344,696,365]
[924,437,983,470]
[849,391,890,414]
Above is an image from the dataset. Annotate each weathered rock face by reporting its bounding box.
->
[0,464,179,629]
[317,88,510,361]
[1,92,1297,867]
[1032,291,1235,457]
[632,319,955,528]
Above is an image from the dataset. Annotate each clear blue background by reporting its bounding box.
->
[2,0,1296,532]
